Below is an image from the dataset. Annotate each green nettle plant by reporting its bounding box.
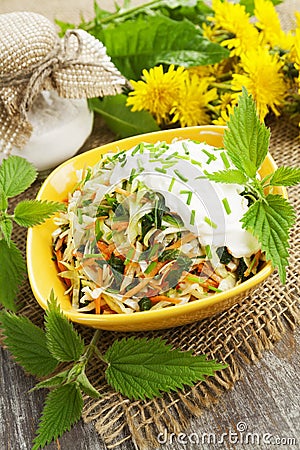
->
[0,89,300,449]
[0,156,65,310]
[0,293,227,449]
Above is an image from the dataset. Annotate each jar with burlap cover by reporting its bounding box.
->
[0,11,126,154]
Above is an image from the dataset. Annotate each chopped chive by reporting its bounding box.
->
[204,216,217,229]
[155,167,167,174]
[182,141,190,155]
[120,158,127,168]
[205,244,212,259]
[129,168,137,183]
[168,177,176,192]
[148,243,160,259]
[161,160,177,168]
[175,154,190,160]
[125,247,135,265]
[95,220,103,241]
[208,286,223,293]
[180,190,193,205]
[165,151,178,160]
[77,208,83,224]
[117,152,126,162]
[137,158,144,172]
[247,255,257,274]
[201,148,217,164]
[191,159,202,167]
[144,261,157,274]
[190,209,196,225]
[153,145,168,159]
[106,232,113,241]
[186,274,205,283]
[174,169,188,182]
[84,168,92,182]
[222,197,231,215]
[131,144,142,156]
[220,151,231,169]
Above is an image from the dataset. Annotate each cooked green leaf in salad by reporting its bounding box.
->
[52,138,265,315]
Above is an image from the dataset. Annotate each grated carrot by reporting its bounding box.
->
[150,295,182,304]
[166,232,196,250]
[94,296,101,314]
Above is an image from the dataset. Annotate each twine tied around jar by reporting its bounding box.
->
[0,11,127,154]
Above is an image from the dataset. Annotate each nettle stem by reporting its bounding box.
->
[84,0,160,30]
[100,0,160,24]
[80,329,104,366]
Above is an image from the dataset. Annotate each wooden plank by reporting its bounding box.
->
[0,329,298,449]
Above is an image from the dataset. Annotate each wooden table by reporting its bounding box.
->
[1,327,299,449]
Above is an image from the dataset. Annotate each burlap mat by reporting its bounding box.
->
[1,111,299,449]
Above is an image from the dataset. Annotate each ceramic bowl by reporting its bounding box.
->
[27,126,284,331]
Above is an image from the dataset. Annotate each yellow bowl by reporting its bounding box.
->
[27,126,284,331]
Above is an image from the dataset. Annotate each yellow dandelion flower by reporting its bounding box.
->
[211,0,260,56]
[231,47,286,121]
[254,0,294,51]
[187,65,216,83]
[296,12,300,29]
[294,28,300,94]
[213,93,238,126]
[170,76,217,127]
[216,92,238,111]
[126,65,186,125]
[212,104,235,126]
[202,22,216,42]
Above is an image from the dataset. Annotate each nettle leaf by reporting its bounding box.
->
[77,371,100,399]
[32,384,83,450]
[224,88,270,179]
[0,156,37,198]
[13,200,65,227]
[89,95,160,138]
[104,337,227,400]
[0,217,13,244]
[45,293,85,362]
[269,166,300,187]
[0,240,25,311]
[163,0,213,24]
[94,15,229,79]
[0,313,58,377]
[33,370,70,391]
[205,169,248,185]
[241,194,295,283]
[154,45,229,68]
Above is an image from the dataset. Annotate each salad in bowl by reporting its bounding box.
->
[52,138,263,315]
